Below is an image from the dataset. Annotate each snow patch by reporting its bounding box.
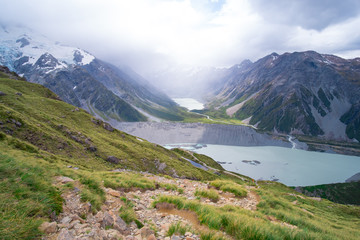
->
[0,25,94,69]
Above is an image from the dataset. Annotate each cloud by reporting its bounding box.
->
[0,0,360,76]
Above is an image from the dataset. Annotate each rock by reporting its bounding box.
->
[39,221,57,234]
[164,237,171,240]
[106,156,121,164]
[15,92,22,96]
[161,223,170,231]
[113,216,128,234]
[106,229,123,240]
[0,91,6,96]
[68,220,80,229]
[101,212,114,228]
[60,216,73,225]
[186,237,194,240]
[171,235,181,240]
[57,228,74,240]
[147,234,156,240]
[56,176,75,184]
[108,189,121,197]
[125,236,136,240]
[346,172,360,183]
[103,122,114,132]
[91,118,101,125]
[87,145,97,152]
[140,227,155,239]
[185,232,192,237]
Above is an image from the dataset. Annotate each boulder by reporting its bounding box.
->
[0,91,6,96]
[140,227,155,239]
[39,221,57,234]
[101,212,114,228]
[113,216,129,234]
[106,156,121,164]
[57,228,75,240]
[56,176,75,184]
[147,234,156,240]
[103,122,114,132]
[108,189,121,197]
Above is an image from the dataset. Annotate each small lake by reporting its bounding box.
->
[166,144,360,186]
[173,98,204,110]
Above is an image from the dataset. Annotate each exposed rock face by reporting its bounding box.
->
[346,172,360,183]
[117,122,291,147]
[208,51,360,141]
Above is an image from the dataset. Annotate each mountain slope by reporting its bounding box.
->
[1,68,360,240]
[208,51,360,141]
[0,68,218,179]
[0,24,187,122]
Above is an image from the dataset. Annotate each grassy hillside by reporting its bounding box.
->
[0,76,222,180]
[1,73,360,239]
[295,181,360,205]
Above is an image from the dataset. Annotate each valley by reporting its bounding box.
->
[1,23,360,240]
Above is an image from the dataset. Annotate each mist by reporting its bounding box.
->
[1,0,360,93]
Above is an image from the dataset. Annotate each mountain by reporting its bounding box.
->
[207,51,360,142]
[1,68,360,240]
[0,25,187,122]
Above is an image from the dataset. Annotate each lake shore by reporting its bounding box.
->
[116,122,292,147]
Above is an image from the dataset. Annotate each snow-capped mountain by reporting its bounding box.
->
[0,25,186,122]
[0,25,94,73]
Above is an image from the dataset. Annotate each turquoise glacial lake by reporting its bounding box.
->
[192,144,360,186]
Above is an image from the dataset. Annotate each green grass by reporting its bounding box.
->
[195,189,220,202]
[118,197,143,227]
[210,180,247,197]
[154,187,360,240]
[160,182,184,194]
[0,76,221,181]
[103,172,156,190]
[167,222,192,237]
[0,153,63,239]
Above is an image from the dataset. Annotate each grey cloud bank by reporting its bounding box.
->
[1,0,360,77]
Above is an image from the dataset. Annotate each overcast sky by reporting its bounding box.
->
[1,0,360,75]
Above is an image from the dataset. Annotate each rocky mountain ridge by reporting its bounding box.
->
[207,51,360,142]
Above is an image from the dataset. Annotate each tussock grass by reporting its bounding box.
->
[167,222,192,237]
[159,182,184,194]
[103,172,156,190]
[210,180,247,197]
[154,192,360,240]
[195,189,220,202]
[118,197,143,228]
[0,153,63,239]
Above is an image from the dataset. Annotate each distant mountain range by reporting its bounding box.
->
[206,51,360,142]
[0,25,187,122]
